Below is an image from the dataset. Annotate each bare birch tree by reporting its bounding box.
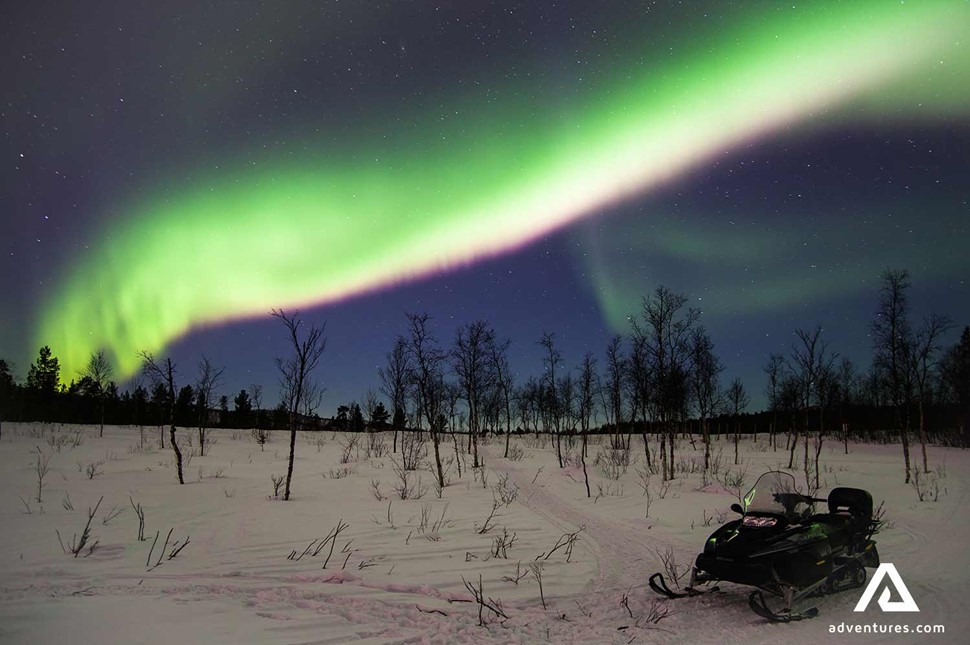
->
[139,352,184,484]
[406,313,447,491]
[577,352,598,497]
[601,335,627,451]
[871,269,915,483]
[273,309,327,501]
[633,286,699,481]
[910,313,952,472]
[689,327,723,470]
[195,356,224,456]
[627,330,653,469]
[486,335,515,458]
[726,377,749,465]
[379,336,411,453]
[452,321,495,468]
[763,353,785,450]
[80,350,114,437]
[538,332,564,467]
[249,383,267,449]
[789,326,837,487]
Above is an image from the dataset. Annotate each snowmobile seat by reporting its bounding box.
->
[827,487,872,519]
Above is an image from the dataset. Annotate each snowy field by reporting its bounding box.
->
[0,423,965,644]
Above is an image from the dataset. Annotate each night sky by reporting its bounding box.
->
[2,1,968,411]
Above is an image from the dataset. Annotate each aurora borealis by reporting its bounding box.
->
[3,1,969,403]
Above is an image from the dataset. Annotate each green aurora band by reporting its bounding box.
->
[38,1,970,378]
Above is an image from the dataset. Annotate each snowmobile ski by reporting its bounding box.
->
[748,591,819,622]
[648,573,719,599]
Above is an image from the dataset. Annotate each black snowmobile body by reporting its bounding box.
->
[651,471,880,620]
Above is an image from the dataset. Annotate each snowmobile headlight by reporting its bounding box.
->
[742,515,778,528]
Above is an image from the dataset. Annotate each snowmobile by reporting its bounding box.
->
[649,471,880,621]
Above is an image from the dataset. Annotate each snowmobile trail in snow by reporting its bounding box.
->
[485,451,665,593]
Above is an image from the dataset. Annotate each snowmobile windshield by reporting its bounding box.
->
[741,472,805,517]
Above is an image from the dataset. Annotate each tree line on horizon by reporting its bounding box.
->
[1,269,968,491]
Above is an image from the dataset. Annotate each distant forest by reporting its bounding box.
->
[2,271,969,487]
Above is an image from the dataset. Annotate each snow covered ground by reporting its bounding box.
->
[0,423,965,644]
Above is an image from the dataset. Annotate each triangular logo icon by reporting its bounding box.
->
[854,563,919,612]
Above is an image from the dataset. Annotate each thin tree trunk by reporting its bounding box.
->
[703,418,710,470]
[896,404,912,483]
[642,431,652,473]
[451,430,463,478]
[169,390,183,484]
[432,430,445,490]
[667,430,675,479]
[918,399,929,473]
[284,426,297,500]
[503,395,512,459]
[901,426,912,484]
[803,434,809,474]
[660,432,667,481]
[472,432,479,469]
[171,423,184,484]
[787,427,798,469]
[814,434,822,491]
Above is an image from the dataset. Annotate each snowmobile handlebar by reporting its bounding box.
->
[774,492,826,505]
